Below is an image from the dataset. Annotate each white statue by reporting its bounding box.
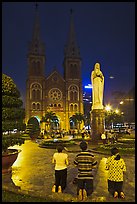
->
[91,62,104,109]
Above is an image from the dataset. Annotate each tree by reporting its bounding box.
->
[105,110,124,129]
[25,117,40,138]
[40,111,59,132]
[2,73,26,132]
[2,73,25,152]
[70,113,85,132]
[84,112,91,130]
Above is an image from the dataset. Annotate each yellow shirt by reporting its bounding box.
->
[52,152,69,170]
[105,155,126,181]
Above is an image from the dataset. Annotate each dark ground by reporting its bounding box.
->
[2,138,135,202]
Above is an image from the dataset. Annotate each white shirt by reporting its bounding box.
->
[52,152,69,170]
[101,133,106,139]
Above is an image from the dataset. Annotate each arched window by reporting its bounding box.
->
[74,104,77,112]
[69,64,78,78]
[58,104,61,108]
[68,85,79,101]
[32,103,36,110]
[37,103,40,110]
[74,91,78,101]
[70,104,73,112]
[70,91,73,101]
[37,90,40,99]
[31,83,42,100]
[32,90,36,100]
[70,64,73,69]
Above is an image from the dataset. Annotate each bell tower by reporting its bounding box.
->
[25,3,46,124]
[63,9,84,130]
[64,9,81,80]
[27,3,45,77]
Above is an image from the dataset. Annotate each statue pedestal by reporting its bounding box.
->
[90,109,105,142]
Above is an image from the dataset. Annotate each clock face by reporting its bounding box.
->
[48,88,62,101]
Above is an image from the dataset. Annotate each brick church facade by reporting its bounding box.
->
[25,7,84,132]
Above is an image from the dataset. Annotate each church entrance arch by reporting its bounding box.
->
[51,115,60,130]
[27,116,40,126]
[26,116,41,138]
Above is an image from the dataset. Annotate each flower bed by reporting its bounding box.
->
[38,139,76,149]
[94,142,135,155]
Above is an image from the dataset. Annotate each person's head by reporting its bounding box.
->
[80,141,87,151]
[111,147,119,155]
[57,145,64,153]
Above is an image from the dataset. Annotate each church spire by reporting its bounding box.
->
[32,3,40,41]
[64,9,80,59]
[28,3,45,56]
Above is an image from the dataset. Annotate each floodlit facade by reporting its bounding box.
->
[25,7,84,131]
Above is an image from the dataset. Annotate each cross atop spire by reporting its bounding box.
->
[35,2,38,8]
[28,3,45,56]
[32,3,40,41]
[35,2,38,11]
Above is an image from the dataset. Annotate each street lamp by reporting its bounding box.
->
[105,104,112,129]
[105,104,112,112]
[119,101,124,105]
[115,109,119,114]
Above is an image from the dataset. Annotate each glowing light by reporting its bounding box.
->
[105,105,112,111]
[53,138,58,142]
[34,116,40,123]
[119,101,124,105]
[84,84,92,89]
[115,109,119,114]
[109,76,114,79]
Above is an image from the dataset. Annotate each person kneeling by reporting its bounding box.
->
[74,141,97,201]
[52,144,69,193]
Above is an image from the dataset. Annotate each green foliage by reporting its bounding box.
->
[39,139,76,149]
[2,107,25,121]
[2,74,20,97]
[40,111,59,131]
[25,123,40,138]
[70,113,85,130]
[41,111,56,124]
[25,117,40,138]
[2,134,25,153]
[95,136,135,155]
[2,95,23,107]
[105,110,124,127]
[2,74,25,132]
[28,117,39,126]
[2,121,26,133]
[2,73,26,152]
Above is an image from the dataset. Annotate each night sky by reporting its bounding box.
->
[2,2,135,106]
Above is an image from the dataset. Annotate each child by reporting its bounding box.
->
[52,144,69,193]
[105,147,126,199]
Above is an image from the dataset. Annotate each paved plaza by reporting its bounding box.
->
[2,139,135,202]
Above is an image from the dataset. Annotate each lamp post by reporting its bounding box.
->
[105,104,112,129]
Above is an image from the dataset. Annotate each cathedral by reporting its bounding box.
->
[25,6,84,132]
